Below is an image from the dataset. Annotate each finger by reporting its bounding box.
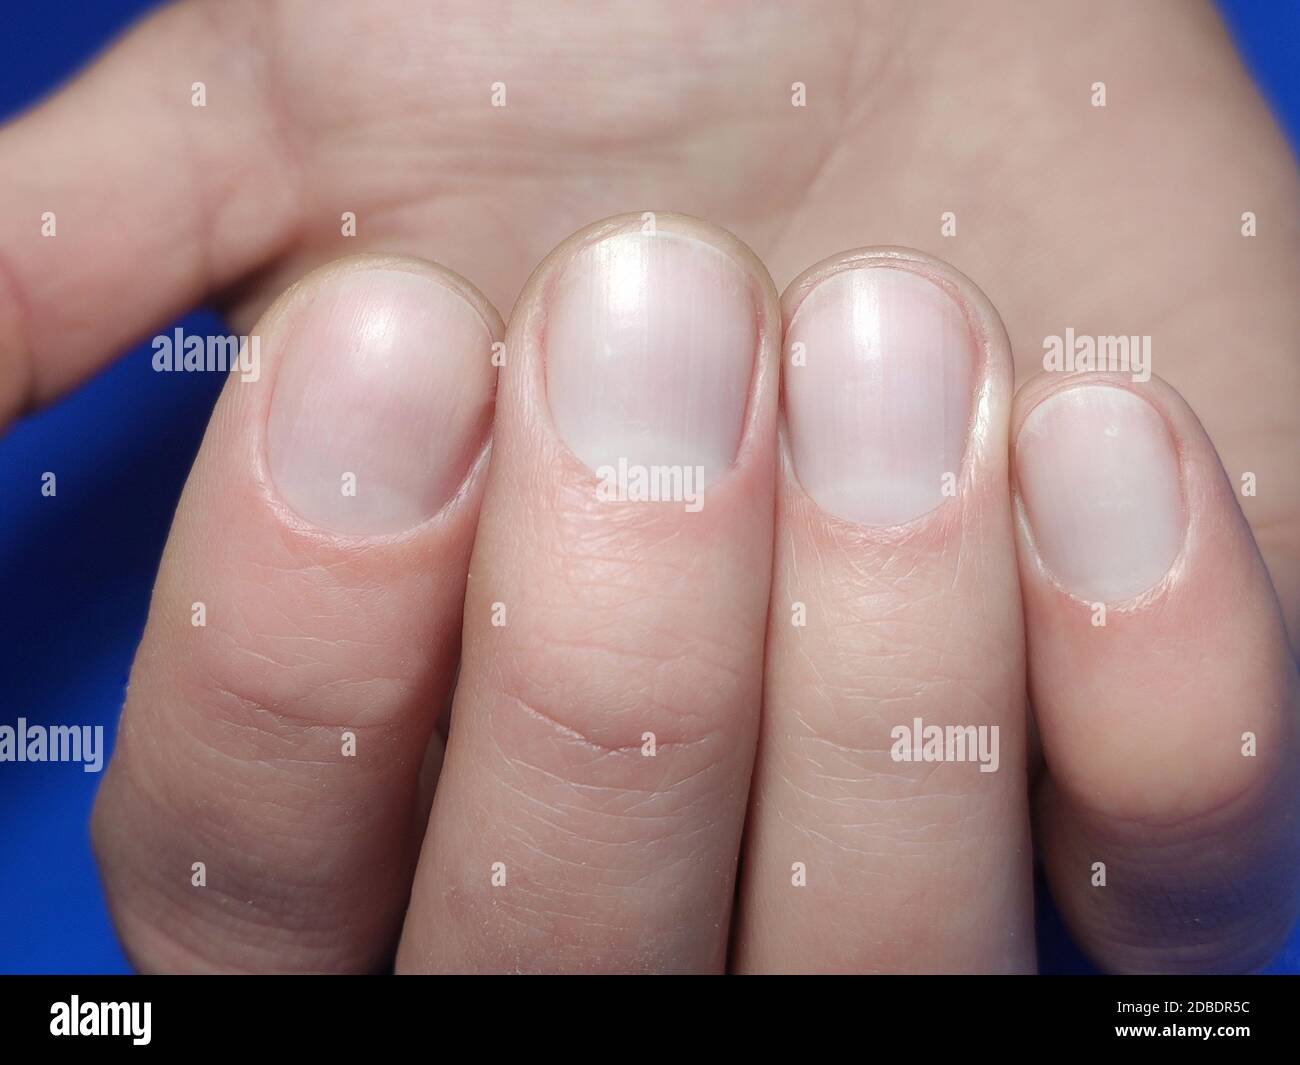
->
[733,249,1035,973]
[1013,371,1300,972]
[92,255,501,972]
[395,213,780,973]
[0,0,295,425]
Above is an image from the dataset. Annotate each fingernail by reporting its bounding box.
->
[545,231,756,486]
[1016,386,1184,602]
[267,268,494,535]
[785,266,973,526]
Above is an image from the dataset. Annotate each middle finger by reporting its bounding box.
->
[396,214,781,973]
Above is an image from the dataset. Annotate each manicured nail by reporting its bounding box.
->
[1016,386,1183,602]
[545,231,756,486]
[266,268,493,535]
[785,266,973,526]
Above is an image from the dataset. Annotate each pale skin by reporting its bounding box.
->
[2,0,1297,972]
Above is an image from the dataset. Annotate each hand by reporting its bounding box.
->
[6,0,1296,972]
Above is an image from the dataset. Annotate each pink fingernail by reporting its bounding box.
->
[544,231,756,487]
[266,268,494,535]
[1016,385,1184,602]
[785,266,974,525]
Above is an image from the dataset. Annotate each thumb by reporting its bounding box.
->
[0,0,297,427]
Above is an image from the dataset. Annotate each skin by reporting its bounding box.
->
[1,0,1297,972]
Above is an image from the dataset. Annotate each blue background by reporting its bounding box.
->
[1,0,1297,975]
